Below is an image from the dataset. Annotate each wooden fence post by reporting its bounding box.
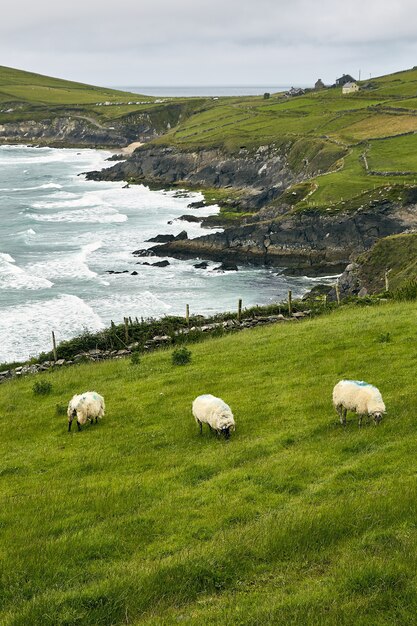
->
[124,317,129,343]
[335,281,341,305]
[51,331,57,362]
[288,290,292,316]
[186,304,190,326]
[238,299,242,323]
[385,269,390,292]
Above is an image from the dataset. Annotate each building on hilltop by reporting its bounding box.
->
[335,74,356,86]
[314,79,325,90]
[342,82,360,94]
[286,87,305,97]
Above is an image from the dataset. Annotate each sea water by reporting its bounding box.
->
[0,145,326,363]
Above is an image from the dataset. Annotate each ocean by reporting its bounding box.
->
[113,86,294,97]
[0,145,328,363]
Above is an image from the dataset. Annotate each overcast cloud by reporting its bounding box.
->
[1,0,417,87]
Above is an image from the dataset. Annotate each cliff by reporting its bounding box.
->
[86,144,303,210]
[144,201,417,274]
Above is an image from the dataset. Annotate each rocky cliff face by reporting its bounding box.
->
[146,202,417,275]
[0,117,130,147]
[86,144,301,210]
[87,144,417,274]
[0,104,188,148]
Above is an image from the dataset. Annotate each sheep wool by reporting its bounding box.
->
[192,394,235,439]
[67,391,105,432]
[332,380,385,426]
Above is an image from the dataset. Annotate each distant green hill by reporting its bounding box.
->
[0,65,151,105]
[0,300,416,624]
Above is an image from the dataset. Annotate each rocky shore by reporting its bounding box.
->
[86,144,301,210]
[142,201,417,275]
[87,145,417,276]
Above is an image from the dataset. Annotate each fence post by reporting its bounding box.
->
[288,290,292,316]
[51,331,57,362]
[238,298,242,323]
[186,304,190,326]
[335,280,341,305]
[385,269,390,292]
[124,317,129,343]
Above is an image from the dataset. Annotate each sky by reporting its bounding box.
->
[2,0,417,87]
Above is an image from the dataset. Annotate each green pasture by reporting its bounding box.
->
[0,301,416,625]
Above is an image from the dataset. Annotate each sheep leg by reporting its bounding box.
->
[342,408,347,425]
[337,405,346,425]
[358,414,363,427]
[208,424,214,434]
[68,419,72,433]
[77,420,81,432]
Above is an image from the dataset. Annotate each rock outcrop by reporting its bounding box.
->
[86,144,300,210]
[146,202,417,274]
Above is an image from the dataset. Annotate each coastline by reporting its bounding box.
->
[0,145,325,364]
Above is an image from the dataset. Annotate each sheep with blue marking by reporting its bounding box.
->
[332,380,385,426]
[192,394,235,439]
[67,391,105,432]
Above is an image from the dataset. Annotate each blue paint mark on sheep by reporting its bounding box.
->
[348,380,371,387]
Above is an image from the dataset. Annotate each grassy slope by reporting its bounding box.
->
[0,66,207,128]
[355,233,417,292]
[1,301,416,625]
[149,67,417,212]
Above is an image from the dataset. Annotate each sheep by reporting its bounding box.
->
[332,380,385,426]
[192,394,235,439]
[67,391,105,432]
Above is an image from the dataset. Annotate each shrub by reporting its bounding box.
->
[392,279,417,301]
[263,92,271,99]
[33,380,52,396]
[172,346,192,366]
[55,403,67,416]
[377,332,391,343]
[131,351,141,366]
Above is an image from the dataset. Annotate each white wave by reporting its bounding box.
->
[32,192,104,210]
[0,294,104,363]
[0,182,64,192]
[28,207,127,223]
[87,291,171,323]
[16,228,37,244]
[26,240,103,281]
[0,252,53,290]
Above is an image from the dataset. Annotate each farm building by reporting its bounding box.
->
[335,74,356,86]
[342,82,360,94]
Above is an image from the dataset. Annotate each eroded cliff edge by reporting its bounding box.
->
[87,145,417,275]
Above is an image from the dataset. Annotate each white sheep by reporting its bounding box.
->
[192,394,235,439]
[332,380,385,426]
[67,391,105,432]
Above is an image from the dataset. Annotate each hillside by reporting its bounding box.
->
[89,67,417,277]
[0,301,416,625]
[0,66,206,147]
[2,65,417,279]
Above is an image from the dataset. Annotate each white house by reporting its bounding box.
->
[342,82,359,94]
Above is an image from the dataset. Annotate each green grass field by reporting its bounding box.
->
[1,301,416,625]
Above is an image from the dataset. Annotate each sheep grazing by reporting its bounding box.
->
[332,380,385,426]
[192,394,235,439]
[67,391,105,432]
